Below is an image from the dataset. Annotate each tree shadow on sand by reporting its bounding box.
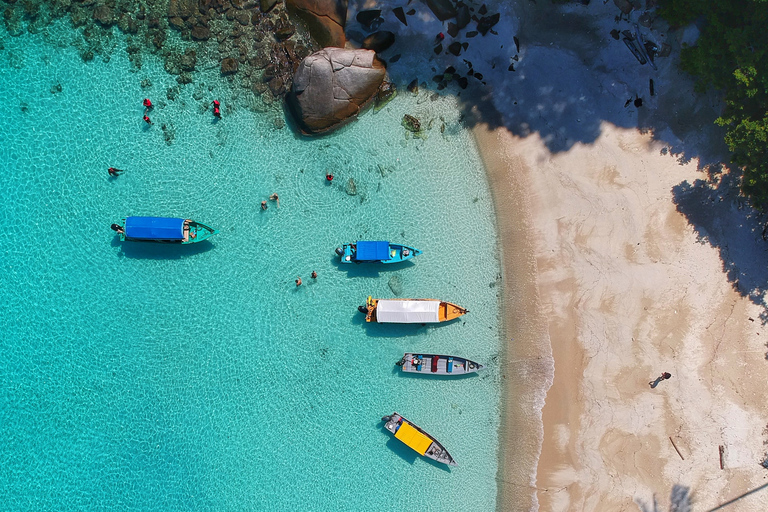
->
[635,484,692,512]
[671,166,768,321]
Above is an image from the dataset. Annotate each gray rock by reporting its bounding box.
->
[287,47,386,134]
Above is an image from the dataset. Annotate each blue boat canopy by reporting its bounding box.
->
[357,241,390,261]
[125,217,185,240]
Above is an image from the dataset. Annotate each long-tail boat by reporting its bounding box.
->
[396,353,485,376]
[113,216,216,244]
[382,412,457,467]
[358,297,468,323]
[335,241,421,264]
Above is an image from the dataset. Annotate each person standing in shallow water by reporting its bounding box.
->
[143,114,152,125]
[295,277,302,286]
[212,100,221,119]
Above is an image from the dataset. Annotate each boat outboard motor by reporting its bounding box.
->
[357,305,368,315]
[335,247,344,256]
[110,224,122,232]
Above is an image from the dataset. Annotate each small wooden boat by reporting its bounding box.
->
[396,353,485,376]
[335,241,421,264]
[114,217,217,244]
[358,297,468,323]
[382,412,456,467]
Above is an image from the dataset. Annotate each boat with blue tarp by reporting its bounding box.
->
[335,241,421,264]
[113,217,217,244]
[382,412,456,466]
[396,353,485,376]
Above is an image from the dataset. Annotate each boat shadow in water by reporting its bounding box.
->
[354,314,467,338]
[390,366,481,381]
[112,236,215,260]
[331,257,416,277]
[382,433,453,472]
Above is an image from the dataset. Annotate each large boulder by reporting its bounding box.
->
[285,0,347,47]
[287,47,386,134]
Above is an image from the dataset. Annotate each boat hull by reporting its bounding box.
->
[361,297,468,323]
[337,242,421,264]
[397,353,485,376]
[382,412,456,466]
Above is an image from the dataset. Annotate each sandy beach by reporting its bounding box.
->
[471,3,768,511]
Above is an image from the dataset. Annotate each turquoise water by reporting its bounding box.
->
[0,23,502,510]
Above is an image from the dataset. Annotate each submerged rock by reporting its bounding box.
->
[374,80,396,112]
[388,275,403,296]
[221,57,238,75]
[287,47,386,134]
[402,114,420,132]
[345,178,357,196]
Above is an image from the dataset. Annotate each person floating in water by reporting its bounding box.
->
[108,167,124,176]
[261,200,268,210]
[295,276,302,286]
[326,173,334,182]
[212,100,221,118]
[311,271,317,279]
[143,114,153,125]
[110,223,124,234]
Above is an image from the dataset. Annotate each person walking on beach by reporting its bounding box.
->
[649,371,672,388]
[108,167,124,176]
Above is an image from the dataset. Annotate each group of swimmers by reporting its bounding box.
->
[295,271,318,286]
[260,193,279,210]
[141,98,221,126]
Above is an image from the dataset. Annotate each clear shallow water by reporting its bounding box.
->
[0,24,502,510]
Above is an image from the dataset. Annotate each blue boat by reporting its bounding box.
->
[335,241,421,264]
[112,216,217,244]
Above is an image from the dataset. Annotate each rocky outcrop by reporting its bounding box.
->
[287,47,386,134]
[285,0,347,47]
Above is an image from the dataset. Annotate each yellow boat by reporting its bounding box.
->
[358,297,468,323]
[382,413,456,466]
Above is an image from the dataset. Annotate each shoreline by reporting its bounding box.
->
[474,124,554,512]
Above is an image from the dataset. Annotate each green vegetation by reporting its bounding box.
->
[659,0,768,205]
